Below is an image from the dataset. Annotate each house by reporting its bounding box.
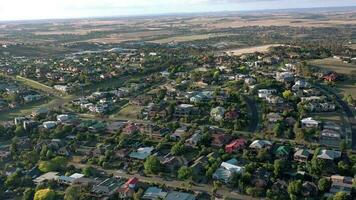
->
[266,95,284,104]
[224,110,239,120]
[185,131,202,147]
[320,129,341,147]
[171,126,188,140]
[189,91,212,103]
[122,122,139,135]
[249,140,273,149]
[129,147,154,160]
[294,148,312,162]
[115,149,130,159]
[323,72,338,82]
[117,177,138,199]
[252,168,271,188]
[317,149,341,161]
[56,114,70,123]
[165,191,195,200]
[43,121,57,129]
[211,133,232,148]
[54,85,70,92]
[258,89,277,99]
[266,112,283,123]
[301,182,318,197]
[274,146,291,159]
[326,175,354,197]
[213,158,244,183]
[91,177,124,197]
[174,104,196,118]
[23,120,37,131]
[162,156,188,172]
[190,153,217,178]
[14,117,27,125]
[33,172,59,185]
[225,139,247,153]
[210,106,226,121]
[292,80,310,91]
[276,72,294,82]
[32,107,49,117]
[301,117,320,128]
[142,187,168,200]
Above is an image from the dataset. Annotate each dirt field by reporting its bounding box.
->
[226,44,282,56]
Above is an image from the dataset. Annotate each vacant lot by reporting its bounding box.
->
[226,44,282,56]
[110,104,142,120]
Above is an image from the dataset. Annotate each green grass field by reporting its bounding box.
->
[309,58,356,98]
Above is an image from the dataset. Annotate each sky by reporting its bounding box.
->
[0,0,355,21]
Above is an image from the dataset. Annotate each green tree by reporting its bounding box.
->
[144,155,162,174]
[338,161,350,175]
[22,188,35,200]
[64,186,81,200]
[318,177,331,193]
[273,122,284,137]
[178,166,192,180]
[282,90,293,100]
[288,180,302,197]
[333,192,349,200]
[34,189,56,200]
[171,142,186,156]
[274,159,285,177]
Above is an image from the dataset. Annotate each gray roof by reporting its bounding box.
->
[165,191,195,200]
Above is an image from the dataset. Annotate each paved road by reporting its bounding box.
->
[70,162,263,200]
[243,95,259,133]
[314,83,356,149]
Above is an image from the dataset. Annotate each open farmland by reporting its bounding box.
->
[149,33,234,43]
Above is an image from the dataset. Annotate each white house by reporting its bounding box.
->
[258,89,277,99]
[301,117,320,128]
[43,121,57,129]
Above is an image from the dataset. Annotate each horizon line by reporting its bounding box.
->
[0,5,355,23]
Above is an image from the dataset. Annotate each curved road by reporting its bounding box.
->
[314,83,356,149]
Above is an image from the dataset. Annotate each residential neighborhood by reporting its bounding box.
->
[0,4,356,200]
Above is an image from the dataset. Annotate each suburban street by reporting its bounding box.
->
[69,162,263,200]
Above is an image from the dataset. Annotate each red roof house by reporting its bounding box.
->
[225,139,247,153]
[125,177,138,189]
[122,122,138,135]
[323,72,338,82]
[211,133,232,148]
